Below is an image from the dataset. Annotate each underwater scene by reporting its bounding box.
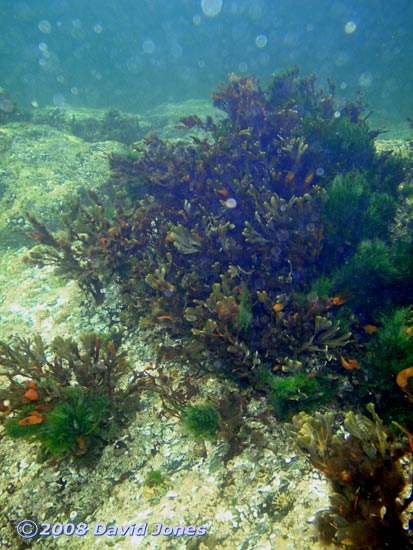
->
[1,1,413,549]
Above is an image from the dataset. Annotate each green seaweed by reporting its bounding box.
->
[321,172,367,251]
[180,403,221,439]
[321,170,398,270]
[254,369,334,420]
[0,333,143,460]
[331,239,398,314]
[304,114,376,173]
[144,470,166,488]
[235,285,253,333]
[5,388,111,458]
[361,307,413,427]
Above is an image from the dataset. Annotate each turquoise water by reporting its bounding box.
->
[1,0,412,128]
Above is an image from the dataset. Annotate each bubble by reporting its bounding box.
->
[344,21,357,34]
[193,14,202,25]
[38,20,52,34]
[315,167,325,176]
[31,100,39,108]
[38,42,48,52]
[359,72,373,88]
[333,110,341,118]
[56,74,65,84]
[171,42,183,59]
[306,24,314,32]
[340,81,348,90]
[70,87,79,95]
[71,19,84,39]
[126,55,143,74]
[93,23,103,34]
[270,246,281,261]
[258,52,270,66]
[142,39,155,54]
[238,62,248,73]
[162,288,175,298]
[255,34,267,48]
[72,19,82,30]
[225,197,237,209]
[52,93,66,106]
[335,52,349,67]
[201,0,223,17]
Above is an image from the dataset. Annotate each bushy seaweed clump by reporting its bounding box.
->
[288,405,413,549]
[253,368,335,420]
[359,307,413,428]
[180,403,221,439]
[5,388,110,458]
[23,67,411,418]
[0,334,140,459]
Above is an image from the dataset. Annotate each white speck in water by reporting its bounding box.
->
[225,197,237,209]
[201,0,223,18]
[255,34,267,48]
[142,39,155,54]
[359,71,373,88]
[344,21,357,34]
[38,20,52,34]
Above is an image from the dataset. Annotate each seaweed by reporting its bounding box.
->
[144,469,167,488]
[360,307,413,428]
[254,369,335,420]
[21,67,410,420]
[330,239,399,315]
[0,334,140,459]
[320,170,398,269]
[6,388,111,459]
[288,405,413,549]
[180,403,221,439]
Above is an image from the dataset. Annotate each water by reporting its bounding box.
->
[0,0,412,129]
